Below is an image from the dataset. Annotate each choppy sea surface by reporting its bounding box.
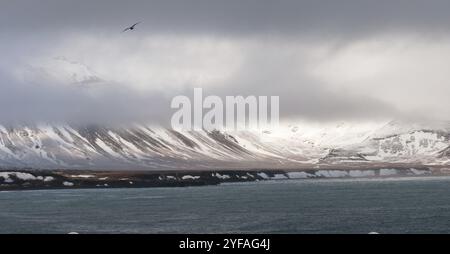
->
[1,176,450,234]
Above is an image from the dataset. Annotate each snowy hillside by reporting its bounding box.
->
[0,121,448,170]
[4,57,449,170]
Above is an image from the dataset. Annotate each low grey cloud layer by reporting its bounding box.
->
[1,0,450,125]
[0,69,173,125]
[3,0,450,37]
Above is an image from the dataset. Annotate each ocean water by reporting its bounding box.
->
[1,176,450,234]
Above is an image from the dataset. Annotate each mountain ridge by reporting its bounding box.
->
[0,121,448,170]
[6,57,449,170]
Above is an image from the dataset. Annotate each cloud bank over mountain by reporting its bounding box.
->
[1,0,450,124]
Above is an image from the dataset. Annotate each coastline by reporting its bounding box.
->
[1,165,449,191]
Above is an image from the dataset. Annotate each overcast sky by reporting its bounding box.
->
[1,0,450,125]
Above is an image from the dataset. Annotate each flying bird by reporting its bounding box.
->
[122,22,141,32]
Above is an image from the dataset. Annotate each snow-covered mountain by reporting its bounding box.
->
[19,56,104,87]
[0,121,448,170]
[4,57,448,170]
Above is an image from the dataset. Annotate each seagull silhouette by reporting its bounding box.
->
[122,22,141,32]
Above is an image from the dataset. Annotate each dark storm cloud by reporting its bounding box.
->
[2,0,450,37]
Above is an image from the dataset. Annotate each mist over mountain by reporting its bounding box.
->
[0,55,447,170]
[1,1,450,169]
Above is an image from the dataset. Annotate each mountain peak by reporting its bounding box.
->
[20,56,104,87]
